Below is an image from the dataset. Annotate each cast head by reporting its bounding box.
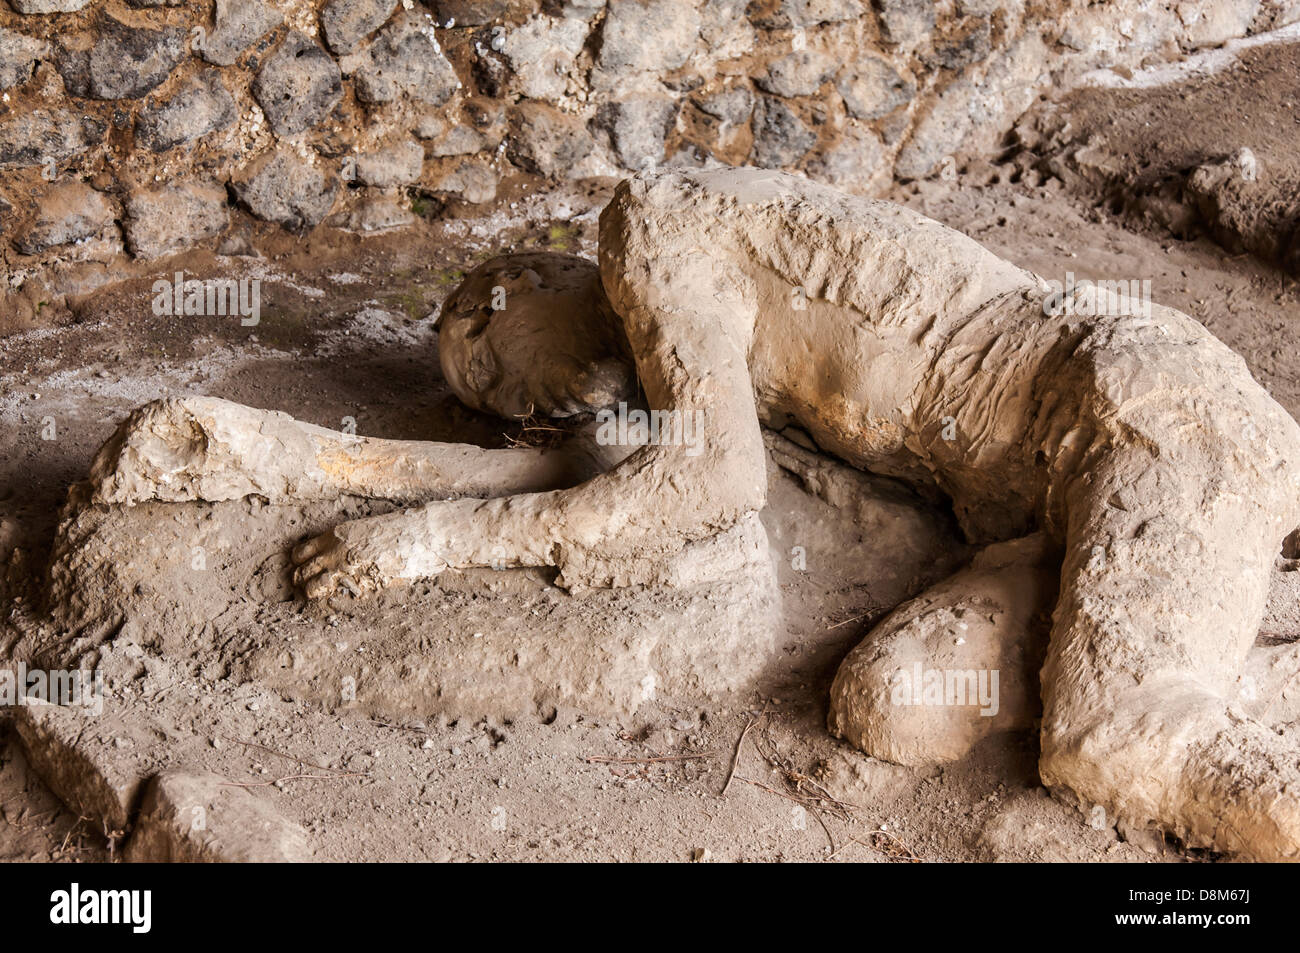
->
[437,252,638,420]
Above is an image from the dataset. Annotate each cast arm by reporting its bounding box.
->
[291,298,767,598]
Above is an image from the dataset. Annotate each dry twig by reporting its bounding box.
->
[221,734,346,775]
[583,754,713,765]
[720,712,765,798]
[826,608,882,630]
[221,771,368,788]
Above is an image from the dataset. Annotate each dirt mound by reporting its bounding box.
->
[1014,36,1300,273]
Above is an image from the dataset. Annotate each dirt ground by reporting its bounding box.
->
[4,41,1300,863]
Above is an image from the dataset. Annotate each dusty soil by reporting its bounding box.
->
[4,41,1300,864]
[1013,36,1300,275]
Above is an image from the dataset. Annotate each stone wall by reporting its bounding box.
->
[0,0,1293,313]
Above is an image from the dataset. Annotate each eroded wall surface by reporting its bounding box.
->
[0,0,1293,316]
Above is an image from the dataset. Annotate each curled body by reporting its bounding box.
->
[87,168,1300,858]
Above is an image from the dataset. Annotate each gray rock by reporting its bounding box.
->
[124,181,229,259]
[1181,0,1258,49]
[417,100,507,151]
[878,106,909,144]
[893,78,974,179]
[806,123,886,191]
[57,15,187,100]
[14,183,114,254]
[598,0,700,73]
[924,15,992,70]
[594,97,678,169]
[695,85,754,125]
[501,14,588,100]
[701,0,755,56]
[423,123,496,156]
[0,109,107,168]
[124,767,313,863]
[971,32,1045,133]
[253,32,343,137]
[505,102,593,176]
[351,13,461,105]
[355,139,424,186]
[413,113,448,140]
[875,0,935,45]
[202,0,284,67]
[663,73,707,93]
[545,0,605,17]
[749,95,815,168]
[661,142,709,169]
[756,50,836,98]
[15,182,115,254]
[321,0,398,54]
[234,149,338,230]
[431,0,541,26]
[10,0,92,11]
[13,699,155,835]
[434,159,499,203]
[0,27,50,91]
[746,0,862,28]
[136,72,238,152]
[835,56,914,120]
[339,195,418,231]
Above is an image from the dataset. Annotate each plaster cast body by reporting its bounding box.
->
[88,169,1300,859]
